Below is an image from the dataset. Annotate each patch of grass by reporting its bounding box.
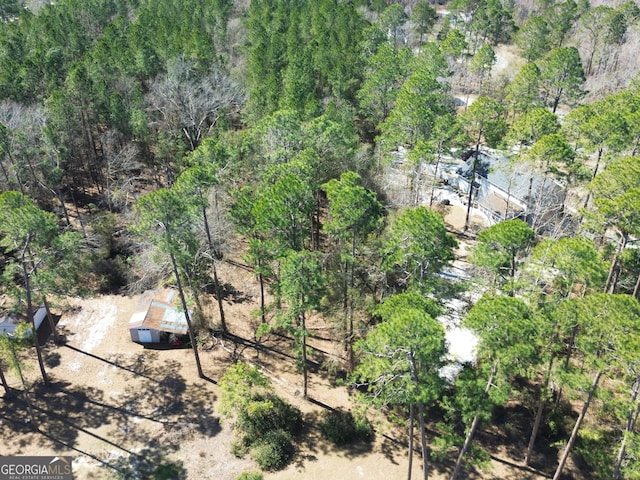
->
[230,438,250,458]
[235,472,264,480]
[153,463,183,480]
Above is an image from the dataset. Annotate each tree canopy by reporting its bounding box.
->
[3,1,640,478]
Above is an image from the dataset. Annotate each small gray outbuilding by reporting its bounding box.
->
[0,307,47,338]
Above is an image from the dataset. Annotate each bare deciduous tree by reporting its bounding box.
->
[100,130,142,212]
[147,56,244,154]
[0,101,73,225]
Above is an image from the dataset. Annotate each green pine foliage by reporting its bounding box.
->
[4,1,640,478]
[381,206,457,292]
[245,0,366,120]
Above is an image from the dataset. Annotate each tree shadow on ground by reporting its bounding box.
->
[440,401,564,480]
[110,446,188,479]
[62,345,164,383]
[219,331,302,379]
[219,282,253,304]
[292,408,375,473]
[486,455,554,479]
[222,331,296,362]
[225,331,325,372]
[2,343,220,478]
[44,351,62,368]
[0,393,41,446]
[217,331,333,398]
[379,431,406,466]
[480,404,537,463]
[481,400,580,479]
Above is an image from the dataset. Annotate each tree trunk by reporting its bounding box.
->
[258,271,266,323]
[429,154,441,208]
[555,324,579,409]
[525,355,555,465]
[451,362,497,480]
[7,337,37,429]
[418,402,429,480]
[477,70,486,94]
[201,201,227,333]
[0,363,9,395]
[347,232,357,370]
[464,133,483,232]
[71,190,87,238]
[552,87,564,114]
[342,255,349,353]
[170,251,205,379]
[582,148,603,209]
[451,416,482,480]
[6,150,26,195]
[191,282,205,324]
[301,312,308,399]
[605,231,628,294]
[275,262,282,311]
[313,190,321,251]
[409,163,419,206]
[530,169,549,232]
[202,201,215,255]
[21,242,49,387]
[586,46,596,77]
[509,251,517,296]
[42,296,61,345]
[409,349,430,480]
[212,262,227,333]
[505,179,513,219]
[408,403,415,480]
[564,327,578,371]
[347,300,354,371]
[633,270,640,300]
[55,187,72,228]
[80,109,100,193]
[0,158,10,186]
[613,377,640,479]
[552,370,603,480]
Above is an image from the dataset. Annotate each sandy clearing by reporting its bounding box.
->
[58,297,118,353]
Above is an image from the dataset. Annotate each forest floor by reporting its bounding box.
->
[0,208,585,480]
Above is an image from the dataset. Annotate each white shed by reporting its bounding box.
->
[128,290,189,344]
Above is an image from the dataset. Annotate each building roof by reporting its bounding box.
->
[462,151,564,203]
[482,191,524,215]
[0,311,23,335]
[0,307,47,336]
[128,289,189,335]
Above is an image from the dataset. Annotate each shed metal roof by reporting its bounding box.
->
[128,290,189,335]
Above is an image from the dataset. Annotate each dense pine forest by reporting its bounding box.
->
[2,0,640,478]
